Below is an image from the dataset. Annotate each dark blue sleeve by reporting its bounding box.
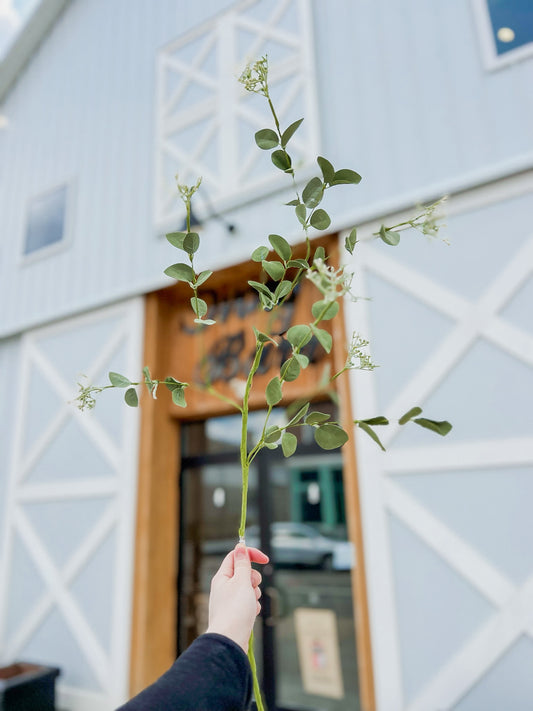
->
[116,633,253,711]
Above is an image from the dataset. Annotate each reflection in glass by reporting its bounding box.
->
[179,408,361,710]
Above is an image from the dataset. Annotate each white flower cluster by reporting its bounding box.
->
[346,332,377,371]
[412,195,449,240]
[238,55,269,96]
[306,258,354,302]
[74,377,103,411]
[175,174,202,203]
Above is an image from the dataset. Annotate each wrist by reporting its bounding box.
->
[206,626,249,653]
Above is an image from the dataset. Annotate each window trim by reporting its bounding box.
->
[472,0,533,70]
[19,179,75,265]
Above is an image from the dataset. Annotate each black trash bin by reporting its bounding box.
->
[0,662,60,711]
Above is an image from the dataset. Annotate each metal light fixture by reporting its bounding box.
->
[178,187,236,234]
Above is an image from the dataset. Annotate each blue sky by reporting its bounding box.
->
[0,0,41,61]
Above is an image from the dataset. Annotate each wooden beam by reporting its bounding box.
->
[332,240,376,711]
[129,293,180,695]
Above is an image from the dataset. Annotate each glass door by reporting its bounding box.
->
[257,452,361,711]
[178,411,362,711]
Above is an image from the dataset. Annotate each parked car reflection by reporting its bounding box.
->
[246,522,354,570]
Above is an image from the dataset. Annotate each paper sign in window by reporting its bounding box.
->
[294,607,344,699]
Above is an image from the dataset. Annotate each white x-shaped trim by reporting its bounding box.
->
[0,300,142,709]
[361,235,533,444]
[155,0,319,226]
[346,211,533,710]
[386,481,533,711]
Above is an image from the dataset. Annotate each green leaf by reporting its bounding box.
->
[195,318,216,326]
[281,431,298,457]
[183,232,200,255]
[379,225,401,246]
[317,156,335,184]
[248,280,274,298]
[281,118,304,148]
[294,353,309,369]
[345,227,358,255]
[398,406,423,425]
[124,387,138,407]
[331,169,362,185]
[143,368,155,395]
[172,387,187,407]
[280,357,301,382]
[264,441,279,450]
[302,177,323,209]
[164,377,188,395]
[287,402,310,427]
[413,418,453,437]
[262,260,285,281]
[305,411,331,425]
[164,376,181,390]
[356,421,386,451]
[361,416,389,426]
[196,270,213,287]
[315,424,349,450]
[313,246,326,263]
[255,128,279,150]
[274,280,292,301]
[271,150,292,172]
[285,199,301,207]
[109,372,131,388]
[253,327,278,345]
[295,204,307,225]
[287,259,309,269]
[166,231,187,249]
[164,263,195,283]
[287,324,312,349]
[310,325,332,353]
[268,234,291,262]
[312,300,339,321]
[264,425,281,443]
[265,376,283,406]
[251,246,269,262]
[310,209,331,230]
[258,293,273,310]
[190,297,208,318]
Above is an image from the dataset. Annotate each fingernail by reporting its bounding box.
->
[235,545,247,560]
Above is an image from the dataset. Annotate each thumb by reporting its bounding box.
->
[233,544,251,578]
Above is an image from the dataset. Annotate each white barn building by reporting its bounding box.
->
[0,1,532,710]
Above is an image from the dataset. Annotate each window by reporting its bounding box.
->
[487,0,533,55]
[24,185,68,256]
[474,0,533,68]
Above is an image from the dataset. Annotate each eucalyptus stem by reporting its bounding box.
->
[248,630,265,711]
[201,384,242,413]
[238,341,267,709]
[238,341,265,539]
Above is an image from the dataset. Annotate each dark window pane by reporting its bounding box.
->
[24,186,67,255]
[487,0,533,55]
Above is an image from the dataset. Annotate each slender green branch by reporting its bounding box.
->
[239,341,266,539]
[248,630,265,711]
[198,383,243,413]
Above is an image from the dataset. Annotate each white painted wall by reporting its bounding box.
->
[0,299,144,710]
[1,0,532,338]
[347,174,533,711]
[0,2,532,709]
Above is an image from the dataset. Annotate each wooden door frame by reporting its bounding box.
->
[128,237,376,710]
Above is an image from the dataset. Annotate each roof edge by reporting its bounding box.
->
[0,0,71,105]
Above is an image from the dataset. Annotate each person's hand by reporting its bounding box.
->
[206,544,269,653]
